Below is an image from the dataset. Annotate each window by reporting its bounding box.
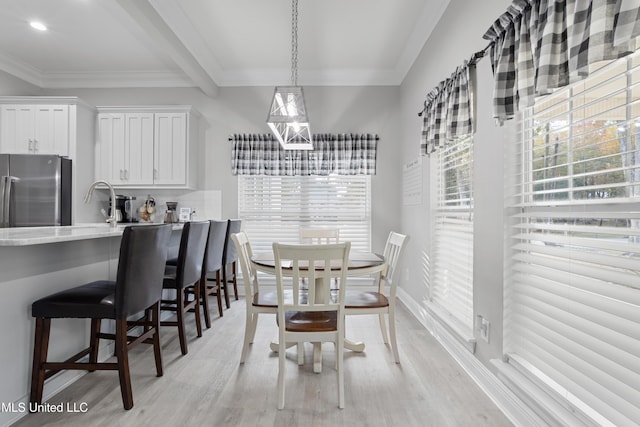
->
[238,175,371,254]
[507,53,640,426]
[429,136,474,337]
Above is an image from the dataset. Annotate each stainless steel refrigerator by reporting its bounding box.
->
[0,154,71,227]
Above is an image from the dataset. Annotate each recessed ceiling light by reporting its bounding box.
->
[29,21,47,31]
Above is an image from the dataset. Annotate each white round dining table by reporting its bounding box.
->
[251,250,387,373]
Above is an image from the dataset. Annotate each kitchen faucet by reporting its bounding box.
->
[84,180,118,227]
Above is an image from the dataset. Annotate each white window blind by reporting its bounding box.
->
[430,136,474,335]
[508,52,640,426]
[238,175,371,254]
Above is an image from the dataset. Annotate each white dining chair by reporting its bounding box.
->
[345,231,407,363]
[232,231,279,364]
[299,227,341,289]
[273,241,351,409]
[299,227,340,244]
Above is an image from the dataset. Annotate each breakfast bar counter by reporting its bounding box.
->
[0,222,183,246]
[0,223,182,427]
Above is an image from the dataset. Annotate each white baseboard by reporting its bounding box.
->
[1,368,87,427]
[397,287,547,427]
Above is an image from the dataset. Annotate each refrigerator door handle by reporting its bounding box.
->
[0,176,9,227]
[1,176,18,228]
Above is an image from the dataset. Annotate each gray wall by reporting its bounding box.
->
[399,0,513,366]
[0,70,41,95]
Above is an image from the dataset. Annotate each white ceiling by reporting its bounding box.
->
[0,0,450,97]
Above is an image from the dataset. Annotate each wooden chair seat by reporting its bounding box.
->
[253,289,309,308]
[284,311,337,332]
[345,290,389,308]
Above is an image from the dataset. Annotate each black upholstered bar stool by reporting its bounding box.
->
[30,224,172,410]
[221,219,241,308]
[199,220,228,324]
[160,220,209,355]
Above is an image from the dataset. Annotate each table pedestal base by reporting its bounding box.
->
[270,338,365,373]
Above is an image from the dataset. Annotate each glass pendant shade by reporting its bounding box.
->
[267,86,313,150]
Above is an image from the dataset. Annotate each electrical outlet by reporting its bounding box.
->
[476,315,490,343]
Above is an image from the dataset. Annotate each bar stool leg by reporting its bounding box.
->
[151,303,163,377]
[201,273,212,329]
[89,319,101,370]
[30,317,51,407]
[215,271,223,316]
[192,282,203,337]
[222,266,231,309]
[176,291,188,355]
[115,319,133,410]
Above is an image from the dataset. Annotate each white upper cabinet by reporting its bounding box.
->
[153,112,187,186]
[95,106,200,189]
[0,104,70,156]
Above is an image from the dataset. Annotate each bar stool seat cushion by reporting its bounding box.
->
[32,280,116,319]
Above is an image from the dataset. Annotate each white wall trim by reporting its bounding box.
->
[397,287,547,427]
[0,369,86,427]
[491,358,605,427]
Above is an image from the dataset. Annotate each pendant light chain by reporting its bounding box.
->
[290,0,299,86]
[268,0,312,149]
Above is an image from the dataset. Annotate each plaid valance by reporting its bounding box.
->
[483,0,640,123]
[231,133,378,176]
[419,55,480,155]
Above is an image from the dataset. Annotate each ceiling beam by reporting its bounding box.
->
[113,0,219,98]
[148,0,225,86]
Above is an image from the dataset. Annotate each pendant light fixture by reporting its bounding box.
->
[267,0,313,150]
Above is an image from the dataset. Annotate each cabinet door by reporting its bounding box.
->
[124,113,154,185]
[96,113,126,183]
[0,105,35,154]
[33,105,69,155]
[153,112,187,185]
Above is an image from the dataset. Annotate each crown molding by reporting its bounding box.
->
[41,70,194,89]
[218,67,403,87]
[0,52,44,87]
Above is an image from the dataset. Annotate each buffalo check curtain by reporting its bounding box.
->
[483,0,640,123]
[231,133,377,176]
[420,55,480,155]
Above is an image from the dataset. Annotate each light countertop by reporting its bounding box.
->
[0,222,184,246]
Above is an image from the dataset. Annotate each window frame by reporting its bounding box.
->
[505,52,640,426]
[428,135,475,342]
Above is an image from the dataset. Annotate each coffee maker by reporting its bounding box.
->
[109,195,136,223]
[164,201,178,223]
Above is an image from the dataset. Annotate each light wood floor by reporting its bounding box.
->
[15,299,513,427]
